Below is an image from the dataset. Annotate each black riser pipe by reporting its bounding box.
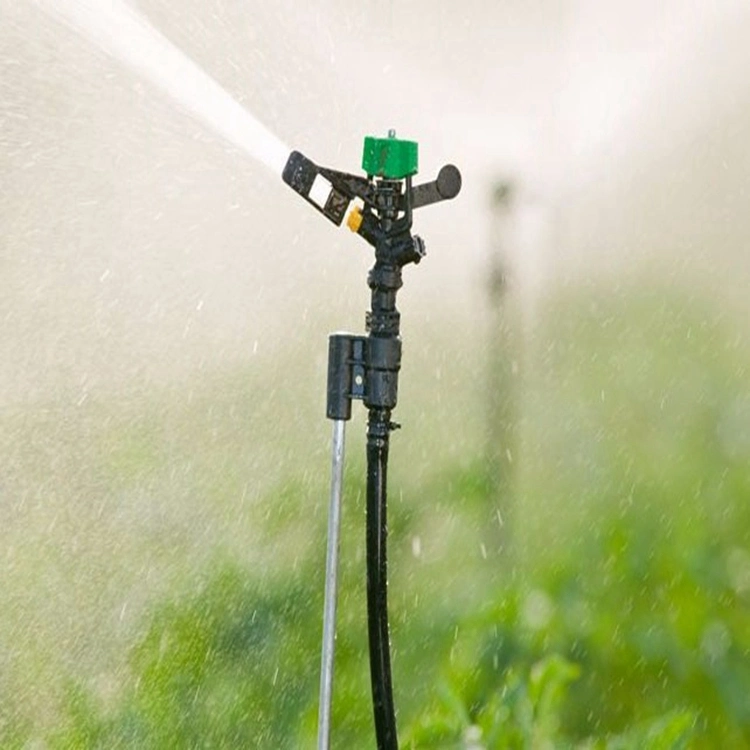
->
[366,414,398,750]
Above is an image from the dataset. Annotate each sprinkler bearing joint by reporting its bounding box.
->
[283,132,461,750]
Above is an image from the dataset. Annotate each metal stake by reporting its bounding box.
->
[317,418,346,750]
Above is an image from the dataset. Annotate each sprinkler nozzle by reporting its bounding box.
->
[282,151,351,226]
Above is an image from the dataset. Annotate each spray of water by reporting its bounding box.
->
[33,0,290,175]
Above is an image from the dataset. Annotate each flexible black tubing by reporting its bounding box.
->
[366,413,398,749]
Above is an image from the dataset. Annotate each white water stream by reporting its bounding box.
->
[33,0,291,175]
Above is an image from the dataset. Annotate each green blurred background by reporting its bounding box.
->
[3,278,749,748]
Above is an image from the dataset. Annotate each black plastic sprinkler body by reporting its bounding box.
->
[283,132,461,750]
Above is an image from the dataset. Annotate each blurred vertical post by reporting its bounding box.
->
[486,180,519,558]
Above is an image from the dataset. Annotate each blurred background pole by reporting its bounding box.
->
[486,180,519,559]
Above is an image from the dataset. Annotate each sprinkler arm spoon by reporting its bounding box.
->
[410,164,462,208]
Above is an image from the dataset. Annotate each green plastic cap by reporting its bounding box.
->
[362,132,418,179]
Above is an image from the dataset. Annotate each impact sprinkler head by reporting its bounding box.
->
[285,132,463,750]
[281,133,461,234]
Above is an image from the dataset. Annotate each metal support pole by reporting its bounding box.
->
[317,418,346,750]
[487,181,518,558]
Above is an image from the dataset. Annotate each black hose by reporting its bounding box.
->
[366,411,398,750]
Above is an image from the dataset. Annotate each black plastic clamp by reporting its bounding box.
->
[326,333,367,420]
[326,332,402,420]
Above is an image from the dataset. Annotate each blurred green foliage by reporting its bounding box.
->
[7,282,750,748]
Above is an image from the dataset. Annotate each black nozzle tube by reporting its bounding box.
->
[366,413,398,750]
[281,150,351,226]
[282,150,317,196]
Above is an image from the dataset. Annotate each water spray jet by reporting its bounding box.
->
[283,132,461,750]
[35,0,290,174]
